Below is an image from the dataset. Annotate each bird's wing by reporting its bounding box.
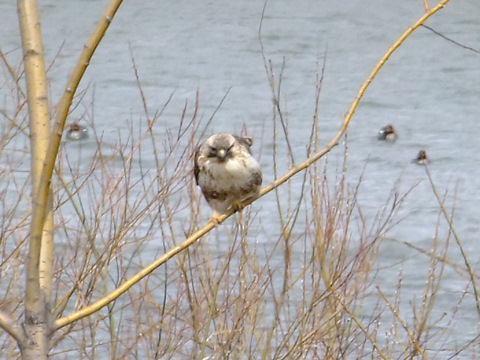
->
[193,145,201,185]
[234,135,253,153]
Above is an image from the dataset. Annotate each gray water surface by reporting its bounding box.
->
[1,0,479,358]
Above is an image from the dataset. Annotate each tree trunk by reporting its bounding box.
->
[17,0,54,357]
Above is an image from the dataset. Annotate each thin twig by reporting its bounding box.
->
[422,24,480,54]
[424,165,480,315]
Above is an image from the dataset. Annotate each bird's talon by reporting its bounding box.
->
[232,201,244,212]
[208,212,222,225]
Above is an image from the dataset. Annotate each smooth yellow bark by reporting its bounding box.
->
[18,0,53,358]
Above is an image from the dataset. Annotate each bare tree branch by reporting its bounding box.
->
[0,310,25,345]
[422,24,480,54]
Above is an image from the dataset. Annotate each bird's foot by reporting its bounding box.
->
[208,211,223,225]
[231,200,244,212]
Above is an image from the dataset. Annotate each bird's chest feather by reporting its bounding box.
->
[200,157,255,189]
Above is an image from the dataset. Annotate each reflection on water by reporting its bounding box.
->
[1,0,479,357]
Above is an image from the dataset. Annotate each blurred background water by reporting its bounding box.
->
[1,0,479,357]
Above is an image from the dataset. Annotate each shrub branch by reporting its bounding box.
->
[53,0,451,334]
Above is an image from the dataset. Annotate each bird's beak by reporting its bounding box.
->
[216,148,227,160]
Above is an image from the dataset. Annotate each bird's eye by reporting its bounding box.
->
[208,146,217,157]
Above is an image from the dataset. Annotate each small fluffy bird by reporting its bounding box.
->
[412,150,428,165]
[377,124,397,141]
[194,133,262,221]
[66,123,88,140]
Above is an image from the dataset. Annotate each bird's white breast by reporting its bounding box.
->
[210,157,258,185]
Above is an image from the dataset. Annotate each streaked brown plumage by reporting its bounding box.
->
[194,133,262,218]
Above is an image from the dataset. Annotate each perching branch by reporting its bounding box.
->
[53,0,451,332]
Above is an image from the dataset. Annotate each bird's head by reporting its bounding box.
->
[383,125,395,135]
[205,133,238,162]
[198,133,254,164]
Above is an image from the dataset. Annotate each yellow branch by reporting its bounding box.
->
[53,0,124,136]
[257,0,451,198]
[54,0,451,332]
[18,0,125,340]
[38,0,125,214]
[26,2,125,287]
[18,0,51,310]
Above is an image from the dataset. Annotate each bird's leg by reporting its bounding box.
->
[231,200,244,212]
